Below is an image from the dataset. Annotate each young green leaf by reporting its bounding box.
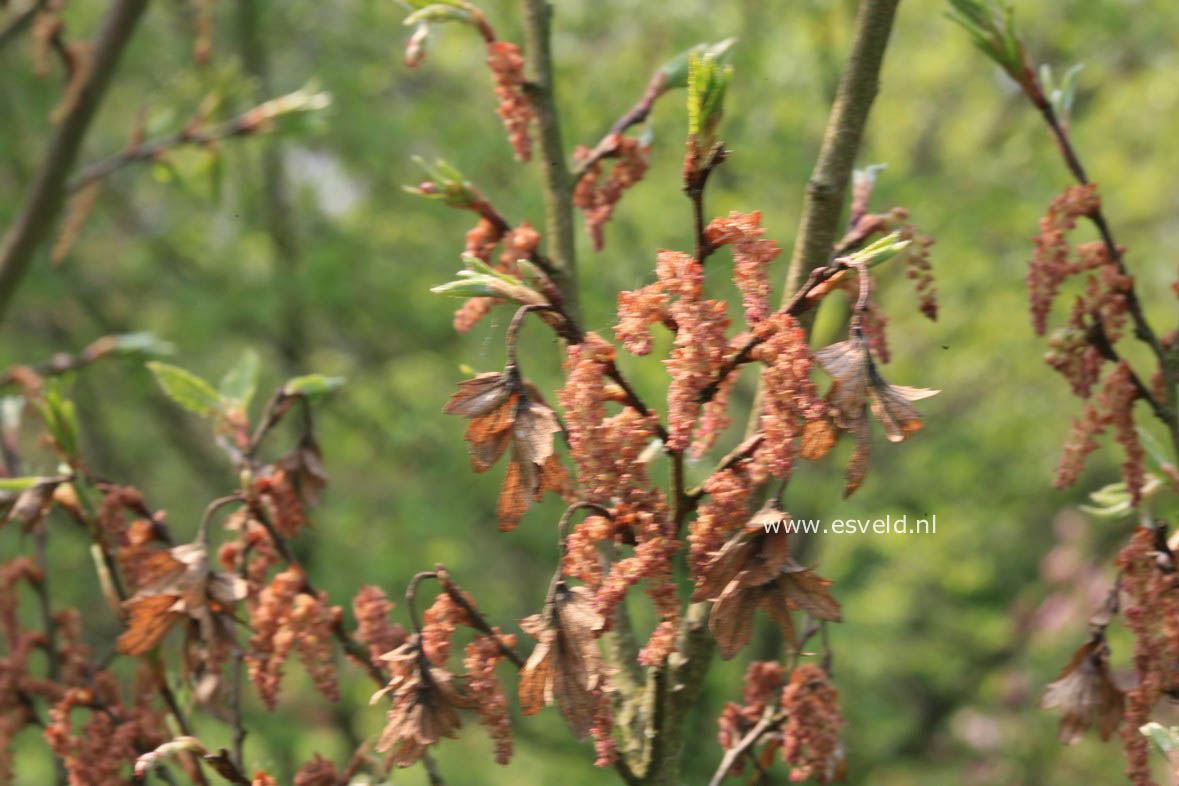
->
[660,38,736,90]
[0,476,52,491]
[283,374,346,399]
[687,52,733,143]
[1141,722,1179,756]
[35,381,80,460]
[219,349,260,413]
[146,362,224,418]
[108,332,176,356]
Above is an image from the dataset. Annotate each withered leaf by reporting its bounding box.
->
[512,401,560,466]
[117,593,186,655]
[868,375,939,443]
[710,579,759,659]
[467,413,514,472]
[1042,635,1123,744]
[759,585,798,649]
[496,454,534,531]
[692,509,790,602]
[443,372,515,418]
[779,560,841,622]
[843,416,871,499]
[815,333,938,497]
[447,370,562,528]
[701,519,840,660]
[518,584,603,739]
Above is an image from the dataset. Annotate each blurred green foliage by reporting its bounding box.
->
[3,0,1179,783]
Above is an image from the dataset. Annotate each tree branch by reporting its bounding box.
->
[0,0,150,327]
[518,0,579,319]
[780,0,900,302]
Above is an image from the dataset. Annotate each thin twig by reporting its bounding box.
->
[435,565,526,668]
[706,709,788,786]
[572,68,670,183]
[67,96,294,192]
[421,750,446,786]
[686,434,765,502]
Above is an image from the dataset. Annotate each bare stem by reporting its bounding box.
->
[518,0,578,319]
[404,570,440,636]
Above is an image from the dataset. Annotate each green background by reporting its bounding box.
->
[3,0,1179,783]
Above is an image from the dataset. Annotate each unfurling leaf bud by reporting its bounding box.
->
[687,52,733,153]
[404,157,478,207]
[839,231,910,269]
[660,38,736,91]
[430,275,547,307]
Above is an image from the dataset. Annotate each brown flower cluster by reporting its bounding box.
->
[690,464,756,579]
[573,134,650,251]
[1028,183,1102,335]
[486,41,534,162]
[559,332,658,504]
[1116,527,1179,785]
[1055,361,1145,503]
[752,313,827,479]
[615,283,671,356]
[900,227,938,321]
[563,513,613,589]
[247,565,342,709]
[45,676,169,786]
[693,510,840,659]
[422,590,471,666]
[556,332,660,497]
[662,251,732,452]
[253,470,308,537]
[690,338,744,457]
[1,559,52,783]
[218,513,282,599]
[464,631,517,764]
[557,333,679,659]
[374,635,475,767]
[294,753,339,786]
[717,660,785,777]
[443,368,566,530]
[706,210,781,324]
[780,664,846,784]
[591,497,680,660]
[1043,242,1130,398]
[616,250,735,451]
[352,584,408,666]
